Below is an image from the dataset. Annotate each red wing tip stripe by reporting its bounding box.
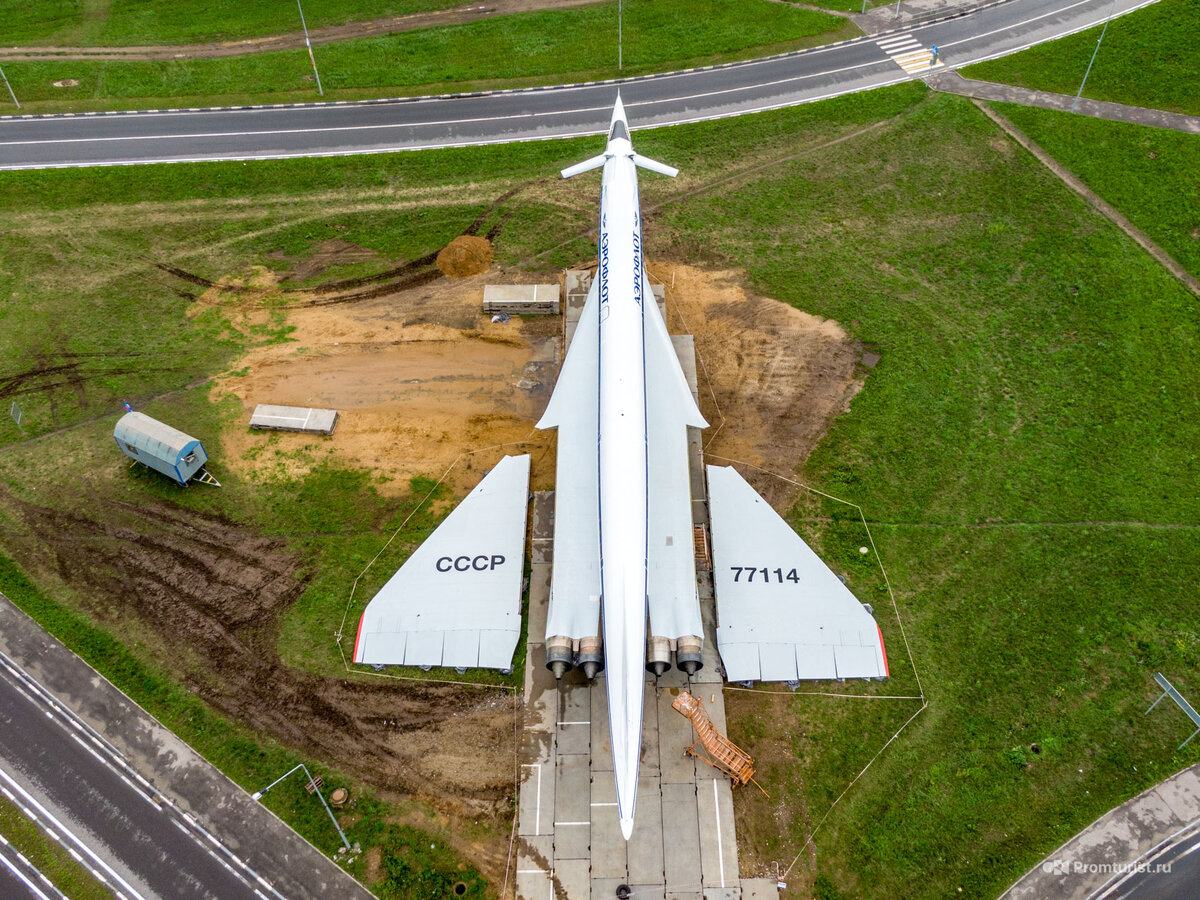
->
[877,624,890,677]
[352,615,366,663]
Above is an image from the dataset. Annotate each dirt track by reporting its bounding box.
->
[0,0,605,61]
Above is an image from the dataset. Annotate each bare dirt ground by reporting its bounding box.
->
[655,262,865,507]
[0,0,605,61]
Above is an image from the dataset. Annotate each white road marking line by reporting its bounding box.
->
[1181,840,1200,858]
[713,779,725,888]
[553,821,590,826]
[0,845,59,900]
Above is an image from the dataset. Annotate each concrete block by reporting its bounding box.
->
[629,887,666,900]
[702,888,741,900]
[516,834,553,871]
[628,779,666,885]
[594,878,639,900]
[640,679,661,778]
[555,754,592,859]
[558,681,591,756]
[524,643,558,734]
[662,782,702,893]
[590,773,629,879]
[518,739,555,835]
[696,777,739,890]
[591,677,613,772]
[555,857,591,900]
[528,562,551,647]
[517,868,553,900]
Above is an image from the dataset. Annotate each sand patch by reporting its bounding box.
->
[654,263,864,506]
[211,270,558,496]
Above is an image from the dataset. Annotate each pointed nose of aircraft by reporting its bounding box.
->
[620,815,635,841]
[608,92,630,145]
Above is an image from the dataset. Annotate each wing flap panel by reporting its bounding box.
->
[708,465,888,683]
[353,455,530,670]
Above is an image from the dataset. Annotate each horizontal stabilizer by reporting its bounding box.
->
[707,465,888,682]
[354,455,530,669]
[561,154,607,179]
[632,154,679,178]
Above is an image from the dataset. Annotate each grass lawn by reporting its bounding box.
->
[995,102,1200,280]
[963,0,1200,115]
[0,0,463,46]
[0,791,113,900]
[1,80,1198,899]
[646,90,1200,897]
[0,0,853,112]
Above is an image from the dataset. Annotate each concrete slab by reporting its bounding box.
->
[519,737,555,836]
[555,857,592,900]
[529,563,551,653]
[517,834,553,869]
[249,404,338,435]
[628,778,666,885]
[740,878,780,900]
[590,773,629,879]
[662,782,702,893]
[640,679,662,778]
[525,643,558,734]
[665,892,702,900]
[629,887,667,900]
[517,867,553,900]
[702,888,741,900]
[591,677,613,772]
[659,687,697,784]
[532,491,556,565]
[657,665,691,690]
[558,681,591,756]
[1151,768,1200,822]
[594,878,639,900]
[696,777,739,891]
[555,754,592,859]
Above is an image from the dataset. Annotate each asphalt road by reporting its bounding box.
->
[1108,826,1200,900]
[0,0,1160,169]
[0,837,63,900]
[0,654,279,900]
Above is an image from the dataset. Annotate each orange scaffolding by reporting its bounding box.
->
[671,690,756,787]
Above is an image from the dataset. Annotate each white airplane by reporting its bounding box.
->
[353,94,888,842]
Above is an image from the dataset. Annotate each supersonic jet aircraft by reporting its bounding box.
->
[354,95,888,841]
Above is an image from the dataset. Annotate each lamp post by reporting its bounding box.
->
[252,764,350,850]
[0,65,19,108]
[1072,0,1119,112]
[296,0,324,95]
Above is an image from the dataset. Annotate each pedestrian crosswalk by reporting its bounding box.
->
[876,33,945,75]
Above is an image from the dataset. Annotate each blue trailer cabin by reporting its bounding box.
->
[113,412,208,486]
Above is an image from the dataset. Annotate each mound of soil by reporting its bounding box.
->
[436,235,493,278]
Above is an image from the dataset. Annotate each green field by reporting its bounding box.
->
[0,0,463,46]
[0,0,852,112]
[964,0,1200,115]
[2,80,1199,900]
[995,103,1200,279]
